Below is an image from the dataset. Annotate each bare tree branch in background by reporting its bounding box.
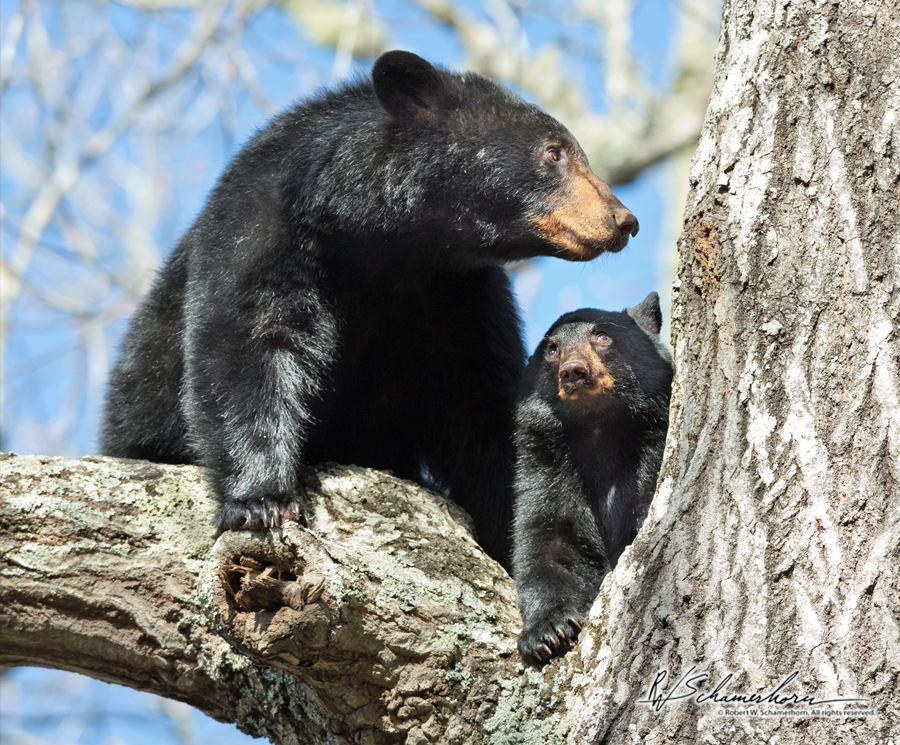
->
[406,0,716,184]
[1,0,293,453]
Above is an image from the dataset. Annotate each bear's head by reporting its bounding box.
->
[371,51,639,265]
[523,292,672,421]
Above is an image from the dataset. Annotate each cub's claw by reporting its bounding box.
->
[518,611,584,666]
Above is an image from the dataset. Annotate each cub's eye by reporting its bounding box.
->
[546,343,559,359]
[596,333,610,344]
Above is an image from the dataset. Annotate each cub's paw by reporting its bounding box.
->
[215,496,312,534]
[517,612,583,666]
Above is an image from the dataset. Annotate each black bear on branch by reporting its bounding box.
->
[101,51,639,567]
[513,293,672,662]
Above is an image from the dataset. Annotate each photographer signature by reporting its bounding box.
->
[637,667,870,713]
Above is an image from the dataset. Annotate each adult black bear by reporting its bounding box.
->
[101,51,639,567]
[512,292,672,662]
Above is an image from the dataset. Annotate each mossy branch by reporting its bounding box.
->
[0,453,580,745]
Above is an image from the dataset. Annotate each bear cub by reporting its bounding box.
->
[100,50,639,568]
[512,292,672,663]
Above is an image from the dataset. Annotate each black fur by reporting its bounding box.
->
[512,292,672,662]
[101,51,638,568]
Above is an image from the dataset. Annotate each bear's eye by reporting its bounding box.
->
[543,145,565,166]
[596,333,610,344]
[546,343,559,359]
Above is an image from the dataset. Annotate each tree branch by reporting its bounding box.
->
[0,453,555,745]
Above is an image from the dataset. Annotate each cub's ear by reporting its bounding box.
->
[372,50,446,120]
[626,292,663,339]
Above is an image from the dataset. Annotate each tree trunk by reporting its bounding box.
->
[1,0,898,742]
[567,0,899,740]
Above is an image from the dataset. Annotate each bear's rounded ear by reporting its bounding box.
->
[372,50,446,120]
[626,292,663,339]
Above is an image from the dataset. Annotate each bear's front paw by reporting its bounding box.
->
[215,495,312,534]
[517,611,583,665]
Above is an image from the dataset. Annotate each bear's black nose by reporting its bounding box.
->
[560,361,587,382]
[614,208,639,237]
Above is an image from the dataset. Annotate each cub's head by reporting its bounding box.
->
[370,51,638,263]
[523,292,672,419]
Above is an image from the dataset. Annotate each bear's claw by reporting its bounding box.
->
[216,497,312,535]
[518,612,583,665]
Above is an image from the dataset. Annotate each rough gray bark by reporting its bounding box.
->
[1,0,898,742]
[1,454,545,744]
[560,0,900,740]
